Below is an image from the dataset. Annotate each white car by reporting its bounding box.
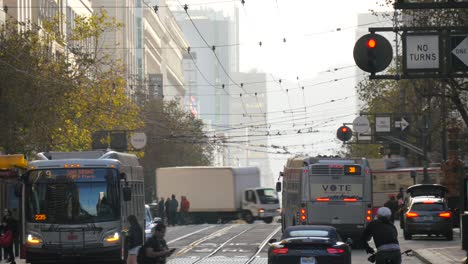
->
[145,204,162,240]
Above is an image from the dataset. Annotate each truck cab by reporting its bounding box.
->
[242,188,281,224]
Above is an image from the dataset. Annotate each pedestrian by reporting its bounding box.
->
[384,195,398,223]
[2,209,17,261]
[126,215,143,264]
[168,195,179,226]
[158,197,165,220]
[179,196,190,225]
[137,223,175,264]
[164,198,171,225]
[0,218,15,264]
[361,207,401,264]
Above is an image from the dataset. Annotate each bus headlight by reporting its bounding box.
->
[104,232,120,243]
[27,234,42,245]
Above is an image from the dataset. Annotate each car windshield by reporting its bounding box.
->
[411,203,445,211]
[257,188,279,204]
[26,168,120,224]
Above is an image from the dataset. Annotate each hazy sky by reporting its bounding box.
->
[167,0,393,181]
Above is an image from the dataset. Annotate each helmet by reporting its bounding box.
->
[377,207,392,219]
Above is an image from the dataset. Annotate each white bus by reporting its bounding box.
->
[21,151,144,264]
[278,156,373,244]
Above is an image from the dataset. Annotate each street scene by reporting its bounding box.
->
[1,0,468,263]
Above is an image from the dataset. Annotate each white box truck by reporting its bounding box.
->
[156,166,280,224]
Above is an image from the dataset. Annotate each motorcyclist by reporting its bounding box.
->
[361,207,401,264]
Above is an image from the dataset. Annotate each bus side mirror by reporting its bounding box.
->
[120,172,127,180]
[123,186,132,201]
[276,182,282,192]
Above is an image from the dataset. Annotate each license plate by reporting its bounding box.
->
[423,216,433,221]
[301,257,317,264]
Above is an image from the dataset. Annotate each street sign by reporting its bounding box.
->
[451,35,468,70]
[404,34,440,70]
[130,132,147,149]
[395,118,410,131]
[352,116,370,134]
[375,116,391,133]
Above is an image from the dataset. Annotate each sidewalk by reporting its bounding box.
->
[413,229,466,264]
[414,246,466,264]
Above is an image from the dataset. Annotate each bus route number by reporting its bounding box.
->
[34,214,47,221]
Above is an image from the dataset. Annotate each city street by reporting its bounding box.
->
[10,220,461,263]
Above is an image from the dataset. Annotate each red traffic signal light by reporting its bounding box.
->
[367,38,376,49]
[337,126,352,142]
[353,33,393,73]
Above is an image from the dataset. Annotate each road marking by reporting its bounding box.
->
[167,225,215,245]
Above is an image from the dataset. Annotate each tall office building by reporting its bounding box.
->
[173,7,240,129]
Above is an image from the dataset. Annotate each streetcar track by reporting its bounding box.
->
[191,225,257,264]
[167,225,215,245]
[174,224,237,256]
[245,225,281,264]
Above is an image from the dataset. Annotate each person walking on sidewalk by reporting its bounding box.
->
[361,207,401,264]
[126,215,143,264]
[0,218,15,264]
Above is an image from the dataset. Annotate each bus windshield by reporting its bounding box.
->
[25,168,120,224]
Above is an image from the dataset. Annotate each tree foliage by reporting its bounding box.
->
[350,1,468,161]
[0,12,141,155]
[140,98,214,200]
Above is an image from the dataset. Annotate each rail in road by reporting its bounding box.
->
[166,223,281,264]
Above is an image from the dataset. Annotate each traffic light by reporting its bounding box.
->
[336,126,352,142]
[353,33,393,73]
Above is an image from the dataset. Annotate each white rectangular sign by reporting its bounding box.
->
[311,184,363,200]
[375,116,391,132]
[405,35,439,69]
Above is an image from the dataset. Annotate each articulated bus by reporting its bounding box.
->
[278,156,373,243]
[21,151,144,264]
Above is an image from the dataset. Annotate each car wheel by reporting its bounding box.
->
[403,229,412,240]
[446,230,453,241]
[263,217,273,224]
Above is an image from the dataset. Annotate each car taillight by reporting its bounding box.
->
[344,198,357,202]
[327,248,345,254]
[272,248,289,254]
[439,212,451,218]
[406,211,419,218]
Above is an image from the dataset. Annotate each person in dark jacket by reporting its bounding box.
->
[384,196,399,222]
[2,209,16,263]
[164,198,171,225]
[0,217,15,264]
[362,207,401,264]
[138,223,175,264]
[158,198,165,220]
[127,215,143,264]
[167,195,178,226]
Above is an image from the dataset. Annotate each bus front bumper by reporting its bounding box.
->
[26,245,121,263]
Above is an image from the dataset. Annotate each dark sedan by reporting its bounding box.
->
[267,225,351,264]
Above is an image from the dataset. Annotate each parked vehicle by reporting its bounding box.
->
[144,204,161,240]
[155,166,280,224]
[401,184,453,240]
[268,225,352,264]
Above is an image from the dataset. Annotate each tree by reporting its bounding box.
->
[140,98,214,201]
[0,12,142,155]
